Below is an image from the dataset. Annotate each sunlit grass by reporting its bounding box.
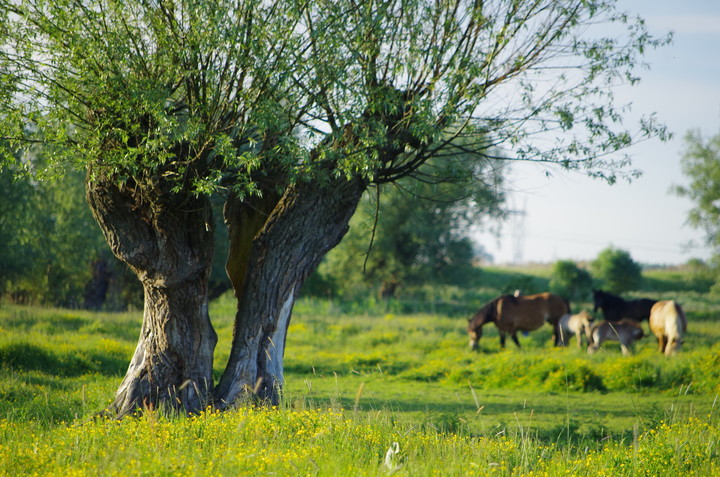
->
[1,268,720,475]
[0,406,717,476]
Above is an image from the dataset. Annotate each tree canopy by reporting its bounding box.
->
[2,0,670,188]
[673,128,720,251]
[673,128,720,292]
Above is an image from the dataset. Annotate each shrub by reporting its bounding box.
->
[542,360,605,392]
[600,356,659,391]
[591,247,642,293]
[692,345,720,393]
[549,260,593,301]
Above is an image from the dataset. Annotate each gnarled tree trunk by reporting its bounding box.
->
[215,174,367,406]
[86,177,217,418]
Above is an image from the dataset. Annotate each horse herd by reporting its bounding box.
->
[467,289,687,356]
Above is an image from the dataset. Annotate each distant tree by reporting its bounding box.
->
[683,258,715,293]
[0,153,143,309]
[549,260,593,301]
[673,129,720,249]
[672,128,720,291]
[591,247,642,293]
[318,141,505,298]
[0,163,106,306]
[0,164,38,300]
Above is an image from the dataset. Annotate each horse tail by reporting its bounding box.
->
[563,297,571,314]
[674,301,688,333]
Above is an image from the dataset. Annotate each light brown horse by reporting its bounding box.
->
[649,300,687,356]
[587,319,644,355]
[467,292,570,350]
[557,311,594,347]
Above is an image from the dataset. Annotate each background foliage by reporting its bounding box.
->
[309,150,505,299]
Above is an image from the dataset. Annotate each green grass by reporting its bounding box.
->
[1,266,719,475]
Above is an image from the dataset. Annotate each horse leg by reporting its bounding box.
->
[554,321,563,347]
[620,343,631,355]
[555,323,564,347]
[469,329,481,351]
[511,332,521,348]
[575,332,582,348]
[499,333,506,348]
[657,335,666,354]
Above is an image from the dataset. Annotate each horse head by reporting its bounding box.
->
[467,297,500,351]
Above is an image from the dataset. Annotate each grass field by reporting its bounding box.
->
[1,267,719,475]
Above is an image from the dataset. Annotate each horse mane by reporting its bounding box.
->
[468,295,508,330]
[594,289,625,306]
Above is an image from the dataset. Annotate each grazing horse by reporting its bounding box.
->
[592,289,656,322]
[649,300,687,356]
[468,292,570,350]
[587,319,644,355]
[557,311,594,347]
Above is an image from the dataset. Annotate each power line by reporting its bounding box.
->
[507,199,528,264]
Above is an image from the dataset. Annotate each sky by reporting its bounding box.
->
[475,0,720,266]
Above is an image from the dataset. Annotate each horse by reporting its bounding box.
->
[557,311,594,347]
[592,289,656,323]
[587,319,644,355]
[467,292,570,350]
[649,300,687,356]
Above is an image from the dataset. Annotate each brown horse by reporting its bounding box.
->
[649,300,687,356]
[467,292,570,350]
[587,319,644,355]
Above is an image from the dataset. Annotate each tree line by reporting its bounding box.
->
[5,157,712,311]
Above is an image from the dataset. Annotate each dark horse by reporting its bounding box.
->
[468,292,570,350]
[592,289,656,323]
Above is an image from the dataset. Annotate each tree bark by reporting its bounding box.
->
[86,177,217,417]
[215,174,367,406]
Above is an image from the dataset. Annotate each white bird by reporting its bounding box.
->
[384,441,402,473]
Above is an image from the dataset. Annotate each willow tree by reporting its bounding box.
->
[1,0,669,416]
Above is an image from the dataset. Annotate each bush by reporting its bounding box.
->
[599,356,659,391]
[549,260,593,301]
[542,360,605,392]
[591,247,642,293]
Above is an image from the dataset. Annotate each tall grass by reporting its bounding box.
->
[0,404,717,475]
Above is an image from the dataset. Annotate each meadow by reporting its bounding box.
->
[1,266,719,475]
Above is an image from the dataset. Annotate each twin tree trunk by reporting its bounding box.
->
[86,178,217,416]
[216,174,367,406]
[87,171,367,417]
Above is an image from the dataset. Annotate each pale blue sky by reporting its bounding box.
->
[477,0,720,265]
